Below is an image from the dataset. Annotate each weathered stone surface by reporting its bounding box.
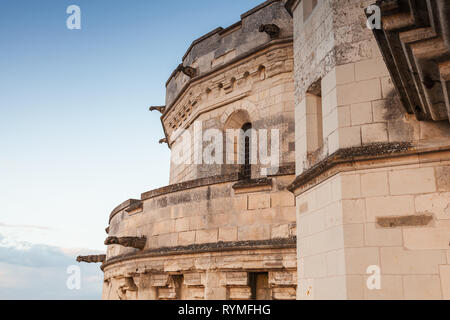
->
[101,0,450,301]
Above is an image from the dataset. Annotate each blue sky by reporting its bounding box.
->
[0,0,263,299]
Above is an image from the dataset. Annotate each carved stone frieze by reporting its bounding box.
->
[162,44,293,142]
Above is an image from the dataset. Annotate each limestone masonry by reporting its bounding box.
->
[79,0,450,300]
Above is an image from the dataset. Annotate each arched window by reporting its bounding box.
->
[240,122,252,180]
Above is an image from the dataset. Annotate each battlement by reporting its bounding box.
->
[165,0,293,108]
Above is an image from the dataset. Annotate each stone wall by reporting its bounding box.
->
[165,0,293,107]
[104,173,297,300]
[102,248,297,300]
[289,0,450,300]
[166,43,296,184]
[294,152,450,299]
[108,175,296,257]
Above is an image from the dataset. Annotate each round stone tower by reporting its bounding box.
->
[101,0,298,300]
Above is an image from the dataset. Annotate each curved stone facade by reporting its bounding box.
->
[102,0,297,300]
[103,173,297,300]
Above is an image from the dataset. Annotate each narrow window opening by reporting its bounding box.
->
[240,122,252,180]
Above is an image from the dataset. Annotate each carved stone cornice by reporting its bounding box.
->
[161,42,294,144]
[104,236,147,250]
[102,237,296,271]
[370,0,450,123]
[76,255,106,264]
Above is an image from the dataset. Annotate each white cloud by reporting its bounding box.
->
[0,233,103,300]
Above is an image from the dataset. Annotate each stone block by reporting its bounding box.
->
[272,287,296,300]
[345,247,380,275]
[248,193,271,210]
[219,272,248,286]
[380,247,446,274]
[196,229,218,244]
[403,275,442,300]
[336,79,382,106]
[271,224,289,239]
[228,287,251,300]
[364,223,403,247]
[218,227,238,242]
[351,102,373,126]
[271,191,295,207]
[175,218,190,232]
[361,123,388,144]
[364,275,403,300]
[184,273,204,286]
[440,265,450,300]
[403,220,450,250]
[389,168,436,195]
[365,195,415,222]
[355,58,389,81]
[269,271,297,286]
[436,166,450,191]
[178,231,196,246]
[361,171,389,197]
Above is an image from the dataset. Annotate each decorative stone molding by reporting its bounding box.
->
[118,277,138,300]
[157,287,177,300]
[151,274,170,287]
[124,200,143,215]
[232,178,273,194]
[159,138,168,145]
[162,43,293,142]
[268,271,297,286]
[228,287,252,300]
[104,236,147,250]
[183,272,205,287]
[370,0,450,122]
[259,24,280,39]
[272,287,296,300]
[102,238,296,269]
[76,255,106,264]
[219,272,248,286]
[288,142,414,195]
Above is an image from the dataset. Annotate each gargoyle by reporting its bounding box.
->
[177,64,197,78]
[149,106,166,113]
[259,24,280,39]
[159,138,168,145]
[104,236,147,250]
[76,255,106,264]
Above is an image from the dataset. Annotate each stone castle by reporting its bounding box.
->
[78,0,450,300]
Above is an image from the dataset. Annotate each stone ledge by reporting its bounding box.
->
[289,142,450,195]
[109,167,295,223]
[232,178,273,194]
[288,142,413,193]
[102,237,296,270]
